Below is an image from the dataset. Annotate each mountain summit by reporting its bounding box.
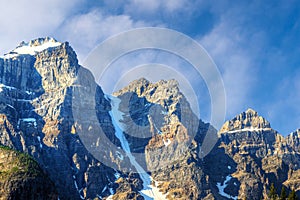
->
[0,39,299,199]
[219,108,271,133]
[2,37,61,59]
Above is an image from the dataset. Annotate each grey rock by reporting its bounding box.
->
[0,38,121,200]
[212,109,300,199]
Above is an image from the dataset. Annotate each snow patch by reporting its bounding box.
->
[7,104,15,109]
[26,91,34,95]
[226,127,271,134]
[161,110,168,115]
[145,103,152,108]
[216,175,237,200]
[101,186,107,193]
[37,136,43,148]
[21,118,36,122]
[116,151,124,160]
[17,99,32,102]
[140,177,168,200]
[114,171,121,179]
[163,139,171,147]
[2,39,61,58]
[107,195,113,200]
[0,84,16,90]
[74,180,78,190]
[109,187,113,195]
[19,118,37,127]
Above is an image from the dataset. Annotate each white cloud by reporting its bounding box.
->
[0,0,82,55]
[125,0,161,14]
[265,70,300,134]
[200,20,257,119]
[164,0,186,12]
[124,0,193,16]
[58,9,148,62]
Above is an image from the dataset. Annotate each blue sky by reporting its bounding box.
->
[0,0,299,135]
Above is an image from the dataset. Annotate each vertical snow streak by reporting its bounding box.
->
[109,96,166,200]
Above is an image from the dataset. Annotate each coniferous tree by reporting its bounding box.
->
[269,183,277,200]
[288,189,297,200]
[280,186,287,200]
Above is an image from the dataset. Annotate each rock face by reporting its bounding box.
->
[206,109,300,199]
[113,78,217,199]
[219,108,271,133]
[0,145,57,199]
[0,38,122,199]
[0,38,299,200]
[287,129,300,152]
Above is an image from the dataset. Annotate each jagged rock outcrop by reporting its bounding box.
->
[0,145,57,199]
[287,129,300,152]
[113,78,216,199]
[206,109,300,199]
[219,108,271,133]
[0,38,125,199]
[1,38,299,200]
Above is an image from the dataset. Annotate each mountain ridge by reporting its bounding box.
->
[0,38,299,199]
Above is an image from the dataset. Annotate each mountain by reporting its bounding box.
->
[0,38,122,199]
[112,78,216,199]
[0,38,299,200]
[205,109,300,199]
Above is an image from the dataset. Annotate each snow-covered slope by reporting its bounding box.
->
[109,95,167,200]
[1,37,61,59]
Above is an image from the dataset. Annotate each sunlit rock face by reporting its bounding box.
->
[219,108,271,134]
[0,38,119,200]
[0,38,299,200]
[113,78,217,199]
[209,109,300,199]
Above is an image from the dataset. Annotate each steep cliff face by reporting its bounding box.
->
[0,145,57,199]
[0,38,122,200]
[205,109,300,199]
[287,129,300,152]
[219,108,271,133]
[113,78,216,199]
[1,38,299,200]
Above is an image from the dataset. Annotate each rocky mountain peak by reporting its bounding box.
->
[114,78,180,100]
[131,77,150,85]
[1,38,300,200]
[219,108,271,133]
[245,108,258,115]
[19,37,58,48]
[2,37,61,59]
[290,128,300,136]
[286,129,300,152]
